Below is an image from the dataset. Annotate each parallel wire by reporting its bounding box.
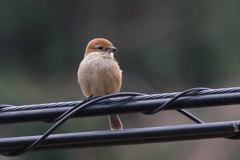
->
[2,87,240,156]
[2,89,203,156]
[2,93,142,156]
[1,87,240,112]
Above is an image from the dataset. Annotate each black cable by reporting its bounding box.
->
[0,88,224,156]
[48,88,205,125]
[1,87,240,112]
[3,92,142,157]
[44,100,86,123]
[143,88,209,124]
[46,93,145,123]
[177,109,205,124]
[143,88,209,114]
[0,121,239,154]
[1,89,240,125]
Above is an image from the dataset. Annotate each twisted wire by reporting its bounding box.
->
[2,93,141,156]
[2,87,240,156]
[3,89,206,156]
[1,87,240,112]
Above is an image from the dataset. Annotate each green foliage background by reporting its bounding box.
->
[1,1,240,160]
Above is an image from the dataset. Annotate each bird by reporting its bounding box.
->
[77,38,123,130]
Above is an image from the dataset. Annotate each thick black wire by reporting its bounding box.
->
[12,88,206,124]
[142,88,208,124]
[46,93,144,123]
[177,109,205,124]
[143,88,209,114]
[2,93,142,157]
[45,101,86,123]
[1,87,240,112]
[2,88,208,156]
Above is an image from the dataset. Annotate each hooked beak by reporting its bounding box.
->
[106,47,117,53]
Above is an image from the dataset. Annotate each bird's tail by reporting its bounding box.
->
[108,114,123,130]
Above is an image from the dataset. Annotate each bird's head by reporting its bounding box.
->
[84,38,117,57]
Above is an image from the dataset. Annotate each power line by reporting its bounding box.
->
[0,88,240,124]
[0,121,239,155]
[1,87,240,156]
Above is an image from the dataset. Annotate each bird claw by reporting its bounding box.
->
[82,95,93,102]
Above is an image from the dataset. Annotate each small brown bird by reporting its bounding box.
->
[77,38,123,130]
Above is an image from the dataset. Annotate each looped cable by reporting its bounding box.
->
[2,88,210,156]
[142,88,209,124]
[143,88,210,114]
[2,92,142,157]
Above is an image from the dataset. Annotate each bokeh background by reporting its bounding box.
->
[1,0,240,160]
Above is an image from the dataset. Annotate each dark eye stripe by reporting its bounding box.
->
[97,46,103,50]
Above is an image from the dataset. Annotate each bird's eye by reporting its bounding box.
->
[97,46,103,50]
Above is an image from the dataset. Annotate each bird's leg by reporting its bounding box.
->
[88,95,93,98]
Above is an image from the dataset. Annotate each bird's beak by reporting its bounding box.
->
[106,47,117,53]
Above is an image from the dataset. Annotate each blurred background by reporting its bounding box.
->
[1,0,240,160]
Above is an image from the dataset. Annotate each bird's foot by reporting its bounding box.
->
[82,95,93,102]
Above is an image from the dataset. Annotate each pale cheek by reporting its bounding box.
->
[87,52,101,56]
[103,52,114,58]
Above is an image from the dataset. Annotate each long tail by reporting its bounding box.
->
[108,114,123,130]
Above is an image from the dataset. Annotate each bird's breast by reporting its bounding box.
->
[78,53,122,97]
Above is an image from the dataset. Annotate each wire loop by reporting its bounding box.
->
[143,88,210,114]
[1,87,238,156]
[1,87,240,112]
[2,93,142,156]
